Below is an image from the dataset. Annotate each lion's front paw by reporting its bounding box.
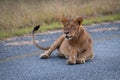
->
[76,58,85,64]
[66,60,76,65]
[40,53,49,59]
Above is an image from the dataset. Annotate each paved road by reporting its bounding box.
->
[0,21,120,80]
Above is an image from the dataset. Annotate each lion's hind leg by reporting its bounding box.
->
[86,53,94,60]
[58,52,66,58]
[76,50,94,64]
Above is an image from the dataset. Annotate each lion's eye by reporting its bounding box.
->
[71,25,74,28]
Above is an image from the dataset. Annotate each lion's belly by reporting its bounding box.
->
[59,40,71,58]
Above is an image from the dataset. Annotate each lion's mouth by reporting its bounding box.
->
[65,35,72,40]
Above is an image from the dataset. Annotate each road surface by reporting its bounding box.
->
[0,21,120,80]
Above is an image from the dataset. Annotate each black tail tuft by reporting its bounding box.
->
[32,25,40,34]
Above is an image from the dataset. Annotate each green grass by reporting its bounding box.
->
[83,14,120,25]
[0,14,120,40]
[40,22,62,32]
[0,22,62,39]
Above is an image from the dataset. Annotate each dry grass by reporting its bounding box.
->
[0,0,120,39]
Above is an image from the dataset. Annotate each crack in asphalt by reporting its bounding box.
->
[0,51,40,62]
[0,34,120,63]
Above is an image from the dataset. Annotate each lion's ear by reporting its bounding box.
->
[61,17,68,24]
[75,17,83,25]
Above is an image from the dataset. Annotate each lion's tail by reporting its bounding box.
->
[32,25,50,50]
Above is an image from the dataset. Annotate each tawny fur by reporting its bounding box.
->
[32,17,94,65]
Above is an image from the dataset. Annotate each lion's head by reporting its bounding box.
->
[61,17,83,40]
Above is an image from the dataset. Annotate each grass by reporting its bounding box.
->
[0,0,120,40]
[0,22,62,39]
[83,14,120,25]
[0,14,120,40]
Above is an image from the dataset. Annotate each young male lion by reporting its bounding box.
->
[32,17,94,65]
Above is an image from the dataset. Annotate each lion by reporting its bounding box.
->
[32,17,94,65]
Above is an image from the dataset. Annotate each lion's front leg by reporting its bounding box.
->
[76,49,94,64]
[66,55,77,65]
[66,49,77,65]
[40,35,64,59]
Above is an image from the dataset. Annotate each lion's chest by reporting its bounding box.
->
[59,40,82,58]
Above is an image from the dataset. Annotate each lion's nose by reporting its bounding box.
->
[64,31,69,34]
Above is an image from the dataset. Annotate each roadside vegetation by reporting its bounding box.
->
[0,0,120,39]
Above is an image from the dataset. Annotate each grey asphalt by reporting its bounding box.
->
[0,21,120,80]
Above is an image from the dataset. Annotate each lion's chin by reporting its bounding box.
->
[65,36,72,40]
